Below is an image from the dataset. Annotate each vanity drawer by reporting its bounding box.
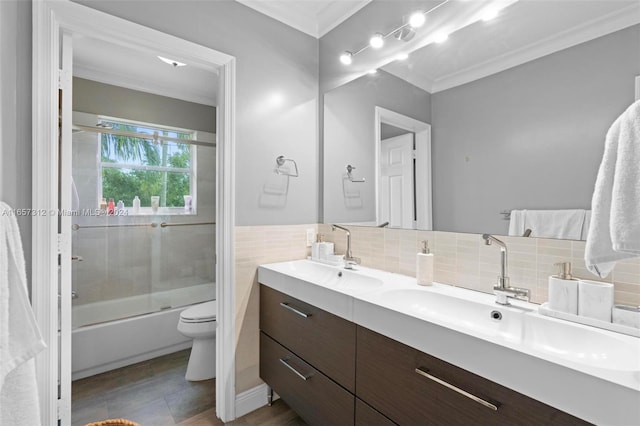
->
[356,326,589,426]
[260,332,355,426]
[355,398,397,426]
[260,284,356,392]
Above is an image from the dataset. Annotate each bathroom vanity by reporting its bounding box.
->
[258,260,640,426]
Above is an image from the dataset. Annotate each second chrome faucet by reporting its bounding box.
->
[482,234,530,305]
[332,224,361,269]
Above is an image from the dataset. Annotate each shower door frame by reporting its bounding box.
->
[32,1,237,424]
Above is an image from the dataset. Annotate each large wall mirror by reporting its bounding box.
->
[323,0,640,239]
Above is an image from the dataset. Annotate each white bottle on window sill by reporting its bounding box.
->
[132,196,140,215]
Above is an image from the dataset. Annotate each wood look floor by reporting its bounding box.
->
[72,349,306,426]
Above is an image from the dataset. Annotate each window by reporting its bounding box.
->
[99,118,196,214]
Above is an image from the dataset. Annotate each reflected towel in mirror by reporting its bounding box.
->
[509,209,587,240]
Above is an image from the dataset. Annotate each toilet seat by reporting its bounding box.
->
[180,301,217,323]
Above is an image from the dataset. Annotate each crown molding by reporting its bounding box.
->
[430,3,640,93]
[237,0,370,38]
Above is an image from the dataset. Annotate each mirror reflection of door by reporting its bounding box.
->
[375,107,431,230]
[380,131,414,229]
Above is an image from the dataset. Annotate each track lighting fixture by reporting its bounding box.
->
[369,33,384,49]
[339,51,353,65]
[338,1,449,66]
[395,27,416,42]
[409,11,426,28]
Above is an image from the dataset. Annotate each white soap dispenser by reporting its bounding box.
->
[416,240,434,286]
[548,262,578,314]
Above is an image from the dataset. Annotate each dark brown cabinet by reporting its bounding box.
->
[356,326,589,426]
[259,284,589,426]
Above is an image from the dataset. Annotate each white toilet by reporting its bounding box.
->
[177,300,217,381]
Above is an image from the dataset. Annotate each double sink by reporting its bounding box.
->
[258,259,640,425]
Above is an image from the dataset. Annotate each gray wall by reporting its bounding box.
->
[0,0,32,283]
[431,24,640,234]
[323,70,431,224]
[73,78,216,133]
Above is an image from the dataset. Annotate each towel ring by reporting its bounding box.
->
[275,156,299,177]
[346,164,365,183]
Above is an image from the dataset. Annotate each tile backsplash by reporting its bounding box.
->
[318,224,640,306]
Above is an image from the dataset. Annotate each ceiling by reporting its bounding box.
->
[73,34,219,107]
[72,0,640,106]
[236,0,372,38]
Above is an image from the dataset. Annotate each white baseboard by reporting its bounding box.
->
[235,383,270,419]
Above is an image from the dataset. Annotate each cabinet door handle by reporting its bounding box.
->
[415,367,499,411]
[279,358,311,381]
[279,302,311,318]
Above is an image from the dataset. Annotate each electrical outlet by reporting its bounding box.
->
[306,228,315,247]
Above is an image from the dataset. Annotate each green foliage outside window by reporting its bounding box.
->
[100,121,194,209]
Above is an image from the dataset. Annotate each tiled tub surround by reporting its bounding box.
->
[71,117,216,308]
[317,224,640,307]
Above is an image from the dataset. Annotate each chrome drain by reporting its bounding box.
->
[490,310,502,320]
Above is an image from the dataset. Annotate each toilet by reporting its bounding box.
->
[177,300,217,381]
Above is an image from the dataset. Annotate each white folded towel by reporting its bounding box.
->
[522,209,586,240]
[0,202,46,425]
[585,100,640,277]
[508,210,525,236]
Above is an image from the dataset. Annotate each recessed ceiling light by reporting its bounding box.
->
[434,32,449,43]
[369,33,384,49]
[339,51,353,65]
[409,12,426,28]
[157,56,186,67]
[367,69,378,75]
[395,53,409,61]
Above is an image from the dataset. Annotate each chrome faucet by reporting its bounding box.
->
[331,224,361,269]
[482,234,530,305]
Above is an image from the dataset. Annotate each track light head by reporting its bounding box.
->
[339,51,353,65]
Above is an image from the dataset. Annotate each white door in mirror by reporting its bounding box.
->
[380,133,414,228]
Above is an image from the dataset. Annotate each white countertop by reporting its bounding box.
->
[258,259,640,425]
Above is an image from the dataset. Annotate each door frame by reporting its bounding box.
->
[32,1,237,423]
[374,106,432,230]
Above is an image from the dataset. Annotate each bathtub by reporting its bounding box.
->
[72,283,215,380]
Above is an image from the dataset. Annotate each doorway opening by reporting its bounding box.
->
[32,2,236,424]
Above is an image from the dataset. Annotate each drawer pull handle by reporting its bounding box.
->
[415,367,499,411]
[279,302,311,318]
[279,358,311,381]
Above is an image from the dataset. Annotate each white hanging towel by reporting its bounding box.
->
[508,210,525,236]
[0,202,46,426]
[585,100,640,277]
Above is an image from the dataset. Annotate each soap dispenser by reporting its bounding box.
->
[416,240,434,286]
[548,262,578,314]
